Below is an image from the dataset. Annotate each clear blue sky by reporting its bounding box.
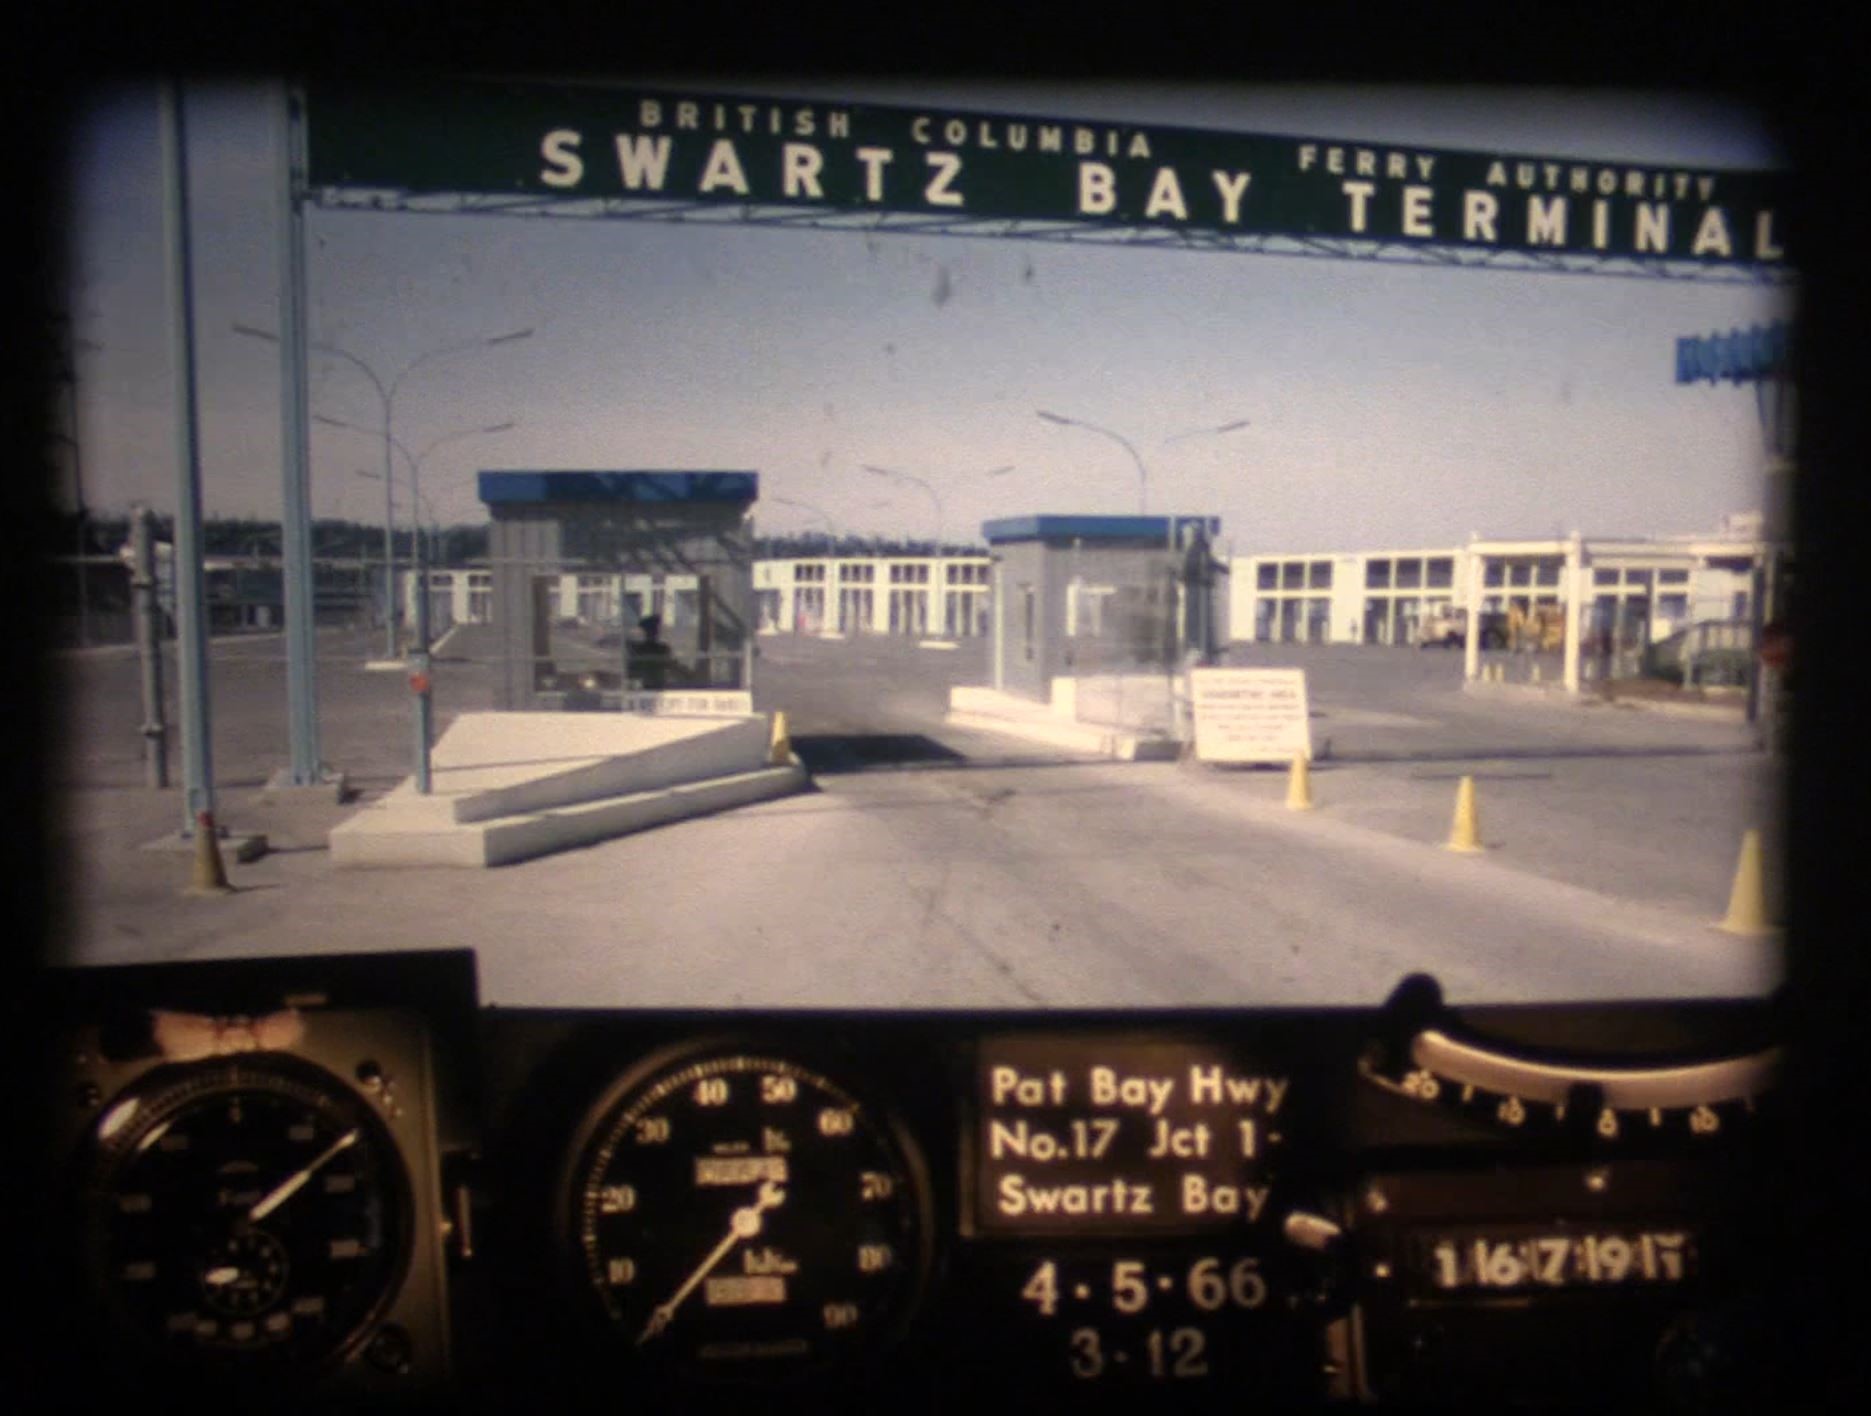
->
[57,78,1792,556]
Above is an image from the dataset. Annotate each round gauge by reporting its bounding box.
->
[76,1055,412,1382]
[564,1047,931,1381]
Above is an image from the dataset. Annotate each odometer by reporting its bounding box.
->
[565,1048,930,1381]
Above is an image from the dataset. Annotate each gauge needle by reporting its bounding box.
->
[638,1179,786,1346]
[247,1129,359,1223]
[203,1266,241,1286]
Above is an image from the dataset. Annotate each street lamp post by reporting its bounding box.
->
[770,496,841,545]
[860,463,1011,552]
[861,464,1009,643]
[1035,411,1249,705]
[320,417,517,644]
[234,323,533,661]
[860,465,946,550]
[332,419,517,795]
[1035,410,1249,518]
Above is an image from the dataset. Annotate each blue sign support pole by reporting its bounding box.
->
[158,81,215,833]
[277,82,323,785]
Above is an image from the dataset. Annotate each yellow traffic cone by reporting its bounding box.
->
[1718,829,1774,935]
[1285,754,1314,811]
[769,710,793,766]
[1445,776,1483,853]
[188,810,233,894]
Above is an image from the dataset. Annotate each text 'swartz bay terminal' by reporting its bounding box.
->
[308,83,1786,268]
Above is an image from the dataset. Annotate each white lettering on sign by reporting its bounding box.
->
[1756,210,1783,260]
[1463,190,1499,242]
[1187,1065,1288,1112]
[698,139,750,195]
[1299,144,1438,182]
[1181,1174,1270,1220]
[782,143,825,198]
[1691,207,1734,258]
[1145,1118,1212,1158]
[1144,167,1188,221]
[1635,201,1671,254]
[1189,668,1311,764]
[997,1174,1156,1217]
[540,129,584,187]
[1527,194,1568,246]
[619,692,753,717]
[1342,180,1376,232]
[855,146,893,201]
[1078,162,1117,216]
[1211,170,1252,224]
[615,134,673,191]
[990,1066,1070,1105]
[975,1041,1292,1234]
[1089,1066,1177,1117]
[924,152,965,207]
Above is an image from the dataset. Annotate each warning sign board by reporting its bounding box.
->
[1190,668,1312,764]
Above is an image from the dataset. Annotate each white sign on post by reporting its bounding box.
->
[1189,668,1312,764]
[618,690,754,717]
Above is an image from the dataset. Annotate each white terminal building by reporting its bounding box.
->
[407,554,995,640]
[752,555,993,638]
[1230,512,1770,651]
[402,513,1775,687]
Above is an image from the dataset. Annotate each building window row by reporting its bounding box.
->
[1257,559,1334,591]
[1482,557,1564,589]
[1363,556,1456,590]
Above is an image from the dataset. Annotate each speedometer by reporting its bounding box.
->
[562,1046,932,1381]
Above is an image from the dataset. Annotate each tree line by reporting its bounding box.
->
[49,515,985,564]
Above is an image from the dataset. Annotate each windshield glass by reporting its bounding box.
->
[46,78,1791,1010]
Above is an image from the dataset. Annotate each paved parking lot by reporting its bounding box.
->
[46,629,1783,1008]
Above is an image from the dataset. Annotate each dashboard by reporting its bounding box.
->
[30,949,1794,1413]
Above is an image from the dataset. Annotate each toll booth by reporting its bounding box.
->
[984,515,1223,702]
[479,471,758,711]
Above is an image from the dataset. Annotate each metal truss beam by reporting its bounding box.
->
[308,186,1796,287]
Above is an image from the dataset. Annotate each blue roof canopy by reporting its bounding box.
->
[479,471,758,507]
[983,514,1220,545]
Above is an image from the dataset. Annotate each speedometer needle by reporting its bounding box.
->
[247,1129,359,1223]
[637,1179,786,1346]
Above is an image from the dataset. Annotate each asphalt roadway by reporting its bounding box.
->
[45,628,1783,1009]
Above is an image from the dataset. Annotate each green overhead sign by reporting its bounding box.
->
[306,80,1788,268]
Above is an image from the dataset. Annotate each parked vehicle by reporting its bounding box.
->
[1417,608,1508,649]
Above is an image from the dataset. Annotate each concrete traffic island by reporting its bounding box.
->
[946,680,1180,761]
[330,710,805,867]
